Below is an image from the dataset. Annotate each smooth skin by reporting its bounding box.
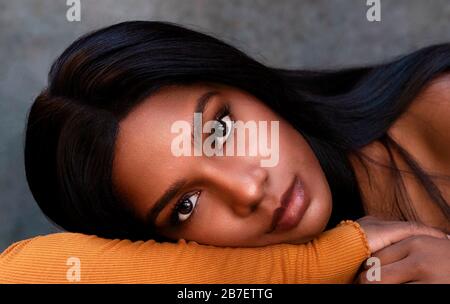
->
[353,73,450,283]
[113,75,450,283]
[114,82,333,247]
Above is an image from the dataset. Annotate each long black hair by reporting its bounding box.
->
[24,21,450,241]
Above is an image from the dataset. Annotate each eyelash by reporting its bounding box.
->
[169,104,232,227]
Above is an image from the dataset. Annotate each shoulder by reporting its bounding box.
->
[410,72,450,130]
[409,72,450,128]
[389,72,450,173]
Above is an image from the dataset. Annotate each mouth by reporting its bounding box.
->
[268,175,309,233]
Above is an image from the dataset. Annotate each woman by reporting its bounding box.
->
[24,21,449,283]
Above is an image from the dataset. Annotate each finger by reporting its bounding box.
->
[358,258,414,284]
[376,221,448,253]
[395,221,448,242]
[365,238,411,269]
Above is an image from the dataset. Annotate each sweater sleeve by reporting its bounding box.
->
[0,220,370,284]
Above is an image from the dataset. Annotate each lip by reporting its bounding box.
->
[269,175,309,233]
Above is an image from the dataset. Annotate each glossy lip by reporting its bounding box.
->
[268,175,309,233]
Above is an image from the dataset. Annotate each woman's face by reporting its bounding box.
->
[113,82,332,247]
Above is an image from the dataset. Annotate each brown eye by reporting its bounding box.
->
[211,114,233,148]
[176,191,200,221]
[214,119,227,137]
[177,200,193,214]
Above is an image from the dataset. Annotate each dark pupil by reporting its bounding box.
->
[213,120,227,137]
[178,200,192,214]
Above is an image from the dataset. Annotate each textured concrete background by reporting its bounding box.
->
[1,0,450,251]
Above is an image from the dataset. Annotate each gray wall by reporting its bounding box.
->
[1,0,450,251]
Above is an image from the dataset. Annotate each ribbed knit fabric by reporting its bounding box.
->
[0,220,370,284]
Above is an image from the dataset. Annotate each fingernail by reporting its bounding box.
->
[447,234,450,239]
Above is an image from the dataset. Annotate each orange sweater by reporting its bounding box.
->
[0,220,370,284]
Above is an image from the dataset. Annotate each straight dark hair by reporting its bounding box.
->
[25,21,450,242]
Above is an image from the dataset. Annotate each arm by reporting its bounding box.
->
[0,221,369,284]
[2,217,444,284]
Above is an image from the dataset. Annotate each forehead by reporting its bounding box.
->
[118,85,198,152]
[112,83,216,210]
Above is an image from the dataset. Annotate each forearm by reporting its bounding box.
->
[0,221,370,284]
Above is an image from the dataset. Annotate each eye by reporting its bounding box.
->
[211,111,233,148]
[174,191,200,222]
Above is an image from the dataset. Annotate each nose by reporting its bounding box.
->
[201,162,268,217]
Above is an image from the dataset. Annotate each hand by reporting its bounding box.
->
[356,216,448,252]
[357,235,450,283]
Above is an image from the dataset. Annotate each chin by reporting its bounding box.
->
[289,199,332,243]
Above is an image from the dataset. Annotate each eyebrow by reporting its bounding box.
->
[145,90,219,226]
[146,178,187,226]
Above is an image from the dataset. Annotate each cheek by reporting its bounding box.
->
[278,121,332,213]
[277,121,307,164]
[278,120,322,174]
[286,129,329,193]
[174,202,263,246]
